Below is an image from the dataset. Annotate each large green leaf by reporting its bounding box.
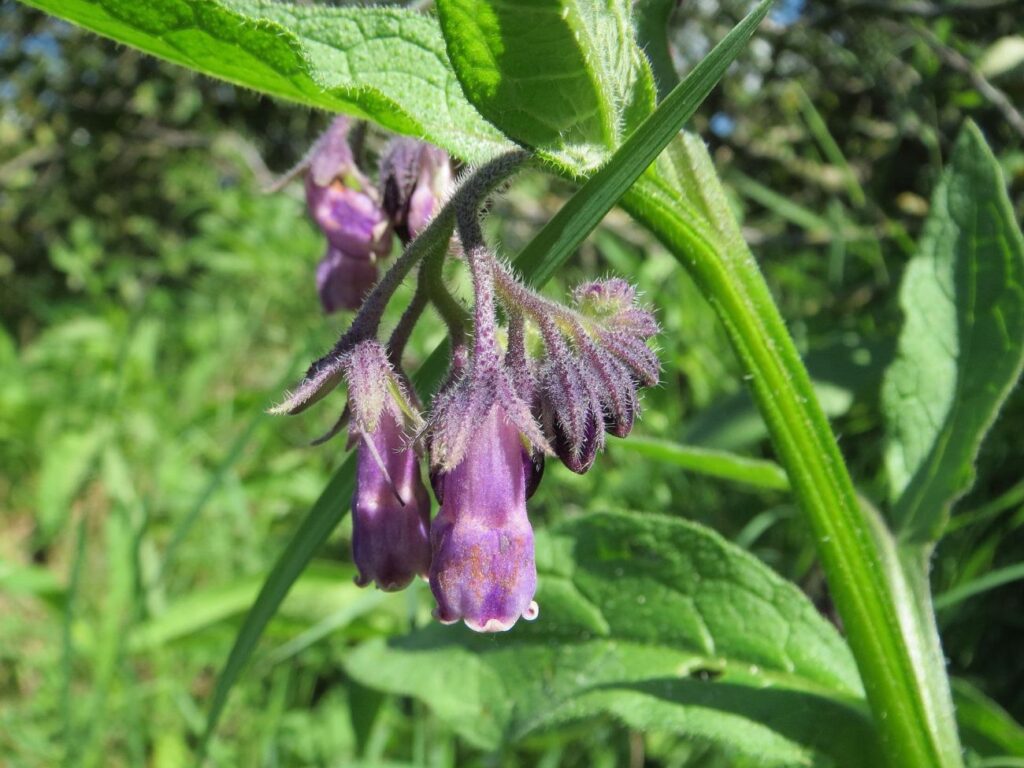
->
[19,0,510,163]
[345,511,876,765]
[882,121,1024,543]
[436,0,657,172]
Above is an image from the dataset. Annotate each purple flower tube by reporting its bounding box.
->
[429,406,539,632]
[351,409,432,592]
[343,341,432,592]
[306,177,391,260]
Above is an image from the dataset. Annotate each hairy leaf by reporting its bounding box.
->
[883,122,1024,542]
[514,0,775,283]
[19,0,510,163]
[345,511,876,765]
[436,0,657,172]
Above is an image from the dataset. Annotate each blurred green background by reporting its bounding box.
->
[2,0,1023,765]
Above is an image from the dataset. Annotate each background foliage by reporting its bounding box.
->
[2,0,1023,765]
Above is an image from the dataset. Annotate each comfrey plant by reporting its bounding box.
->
[38,0,1024,766]
[273,125,659,631]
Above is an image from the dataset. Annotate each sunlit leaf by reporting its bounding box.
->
[883,121,1024,543]
[19,0,510,162]
[345,511,876,766]
[514,0,774,283]
[437,0,657,172]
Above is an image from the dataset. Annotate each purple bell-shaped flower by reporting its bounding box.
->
[316,246,381,315]
[429,405,539,632]
[379,138,452,243]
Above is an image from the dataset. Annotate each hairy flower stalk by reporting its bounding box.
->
[271,150,529,417]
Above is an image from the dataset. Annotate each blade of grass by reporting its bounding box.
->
[198,461,355,756]
[61,517,88,768]
[794,82,866,208]
[611,435,790,491]
[158,348,313,581]
[728,169,834,234]
[80,507,136,768]
[945,478,1024,534]
[261,591,388,666]
[200,2,774,754]
[735,506,795,549]
[935,563,1024,611]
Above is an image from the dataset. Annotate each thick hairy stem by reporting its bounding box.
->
[463,245,502,373]
[505,307,528,373]
[493,262,587,337]
[275,152,531,416]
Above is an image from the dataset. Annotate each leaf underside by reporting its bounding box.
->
[19,0,511,163]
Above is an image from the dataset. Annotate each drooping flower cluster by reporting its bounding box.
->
[273,130,658,632]
[276,118,451,313]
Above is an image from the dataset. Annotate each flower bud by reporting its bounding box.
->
[316,246,379,314]
[598,330,661,388]
[299,117,392,313]
[307,117,356,187]
[575,278,659,339]
[407,146,451,239]
[549,403,602,474]
[539,350,605,475]
[578,340,637,439]
[379,139,452,241]
[573,277,637,316]
[429,406,539,632]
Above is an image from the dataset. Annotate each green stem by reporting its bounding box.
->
[622,175,963,768]
[422,244,468,345]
